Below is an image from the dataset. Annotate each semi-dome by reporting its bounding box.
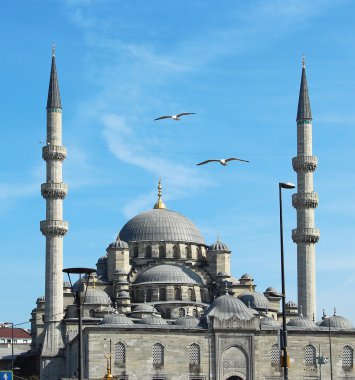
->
[203,294,255,321]
[238,291,270,310]
[132,304,157,313]
[141,315,168,325]
[119,208,205,244]
[287,316,316,328]
[84,288,111,305]
[320,315,353,329]
[209,239,229,251]
[100,313,133,325]
[174,315,200,328]
[260,316,280,327]
[134,264,204,285]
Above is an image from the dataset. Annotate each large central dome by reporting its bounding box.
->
[119,208,205,244]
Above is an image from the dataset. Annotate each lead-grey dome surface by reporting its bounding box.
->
[174,316,200,328]
[238,291,270,310]
[119,208,205,244]
[84,288,111,305]
[203,294,255,321]
[261,316,280,327]
[209,240,229,251]
[100,313,133,325]
[134,264,204,285]
[141,315,168,325]
[287,316,316,328]
[319,315,353,329]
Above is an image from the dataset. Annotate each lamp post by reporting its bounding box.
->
[63,267,96,380]
[279,182,295,380]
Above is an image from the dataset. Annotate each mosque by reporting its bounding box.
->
[28,52,355,380]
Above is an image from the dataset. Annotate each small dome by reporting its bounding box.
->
[238,291,270,310]
[84,288,111,305]
[264,287,278,293]
[217,271,229,276]
[132,304,157,313]
[141,315,168,325]
[203,294,255,321]
[119,208,205,244]
[117,291,130,298]
[174,315,200,328]
[240,273,253,280]
[134,264,204,285]
[209,240,229,251]
[286,300,298,308]
[108,236,129,249]
[261,316,280,327]
[97,255,107,263]
[320,315,353,329]
[287,316,316,328]
[100,313,133,325]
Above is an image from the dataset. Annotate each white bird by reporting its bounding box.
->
[197,157,250,166]
[154,112,195,121]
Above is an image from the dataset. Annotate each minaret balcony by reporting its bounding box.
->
[292,228,320,244]
[41,182,68,199]
[40,220,69,236]
[292,156,317,172]
[42,145,67,161]
[292,192,318,208]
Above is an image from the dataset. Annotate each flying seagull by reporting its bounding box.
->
[154,112,195,121]
[197,157,250,166]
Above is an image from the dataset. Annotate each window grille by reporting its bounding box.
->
[174,287,182,300]
[186,246,191,259]
[146,288,153,302]
[342,345,354,367]
[146,246,152,258]
[270,344,280,364]
[189,344,200,365]
[305,345,316,365]
[179,308,186,317]
[133,246,139,258]
[192,308,198,317]
[153,343,164,365]
[159,246,165,258]
[173,245,179,258]
[115,342,126,365]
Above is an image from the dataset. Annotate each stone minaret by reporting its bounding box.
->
[40,47,68,378]
[291,58,320,320]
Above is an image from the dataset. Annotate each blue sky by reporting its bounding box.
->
[1,0,355,326]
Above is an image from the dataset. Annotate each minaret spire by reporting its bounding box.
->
[40,48,68,378]
[153,178,166,209]
[292,58,319,320]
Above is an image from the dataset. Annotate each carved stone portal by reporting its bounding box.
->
[223,346,247,380]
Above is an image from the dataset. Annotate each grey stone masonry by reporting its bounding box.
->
[292,62,319,321]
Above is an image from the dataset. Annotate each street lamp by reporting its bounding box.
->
[63,267,96,380]
[278,181,295,380]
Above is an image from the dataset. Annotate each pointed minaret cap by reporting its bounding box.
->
[47,43,62,109]
[153,178,166,209]
[296,55,312,121]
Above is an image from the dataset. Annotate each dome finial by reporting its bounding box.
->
[302,54,305,68]
[52,42,56,58]
[334,307,337,316]
[224,281,229,295]
[153,178,166,209]
[299,305,303,317]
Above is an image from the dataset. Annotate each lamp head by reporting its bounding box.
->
[279,182,295,189]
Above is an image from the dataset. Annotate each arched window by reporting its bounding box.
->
[189,343,200,365]
[270,344,280,365]
[153,343,164,366]
[115,342,126,367]
[342,345,354,367]
[146,246,152,258]
[185,245,192,259]
[174,287,182,300]
[179,308,185,317]
[159,246,165,258]
[200,288,204,303]
[173,245,179,259]
[192,308,198,317]
[188,288,196,302]
[146,288,153,302]
[133,246,139,258]
[305,345,316,366]
[159,288,166,301]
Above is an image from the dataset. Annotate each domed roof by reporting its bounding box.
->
[174,315,200,328]
[84,288,111,305]
[238,291,270,310]
[286,300,298,308]
[217,271,229,277]
[264,287,278,293]
[132,304,157,313]
[141,315,168,325]
[100,313,133,325]
[209,239,229,251]
[203,294,255,321]
[97,255,107,263]
[287,316,316,328]
[108,235,129,249]
[134,264,204,285]
[261,316,280,327]
[320,315,353,329]
[119,208,205,244]
[117,291,130,298]
[240,273,253,280]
